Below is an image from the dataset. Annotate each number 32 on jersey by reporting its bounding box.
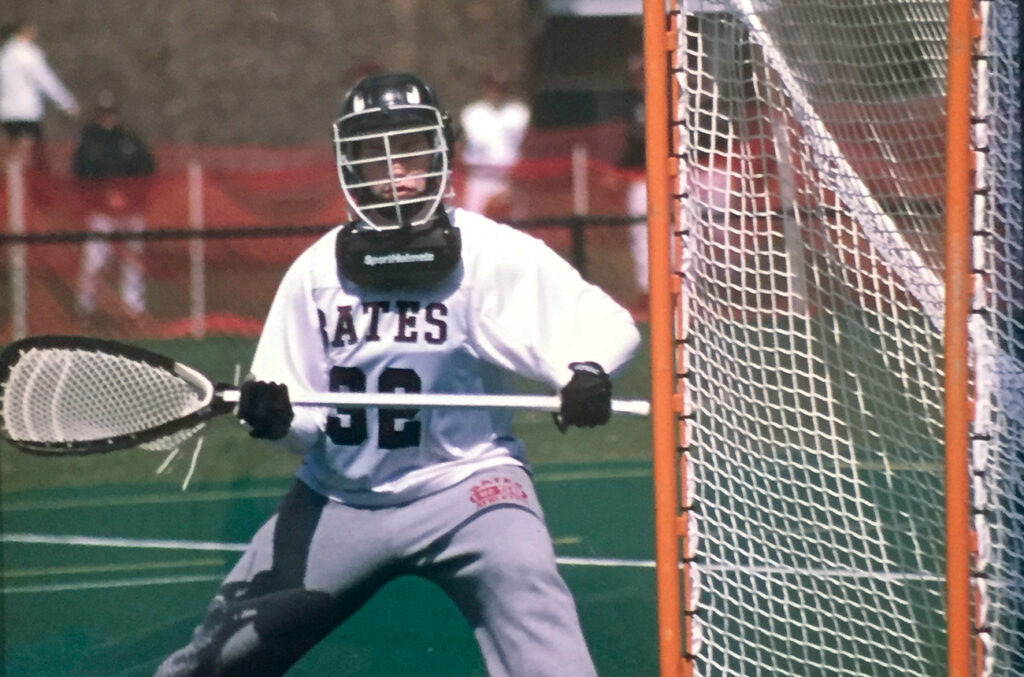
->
[326,366,422,449]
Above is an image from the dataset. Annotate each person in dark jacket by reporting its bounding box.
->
[72,90,155,319]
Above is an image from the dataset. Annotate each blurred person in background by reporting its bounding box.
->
[0,19,78,170]
[72,90,155,322]
[458,67,530,219]
[616,52,648,311]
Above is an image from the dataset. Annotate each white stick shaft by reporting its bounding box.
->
[219,389,650,417]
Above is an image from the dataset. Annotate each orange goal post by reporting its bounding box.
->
[643,1,1023,676]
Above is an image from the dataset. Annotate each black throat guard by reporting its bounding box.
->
[336,211,462,290]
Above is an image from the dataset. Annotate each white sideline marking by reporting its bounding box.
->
[0,532,657,595]
[2,532,947,589]
[2,531,652,566]
[3,532,249,552]
[5,574,224,594]
[558,556,655,568]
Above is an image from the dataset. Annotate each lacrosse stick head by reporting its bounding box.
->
[0,336,231,455]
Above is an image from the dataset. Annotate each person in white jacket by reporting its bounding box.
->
[156,72,640,677]
[0,20,78,167]
[458,69,530,217]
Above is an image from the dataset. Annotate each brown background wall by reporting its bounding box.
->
[2,0,541,146]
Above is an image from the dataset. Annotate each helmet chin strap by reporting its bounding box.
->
[347,179,457,232]
[361,188,435,231]
[352,184,446,231]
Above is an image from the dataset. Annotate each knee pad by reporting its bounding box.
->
[251,588,335,638]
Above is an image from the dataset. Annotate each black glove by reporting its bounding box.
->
[237,380,294,440]
[555,362,612,432]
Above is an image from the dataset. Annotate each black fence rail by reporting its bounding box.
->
[0,214,645,281]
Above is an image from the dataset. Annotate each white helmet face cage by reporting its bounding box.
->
[334,106,451,232]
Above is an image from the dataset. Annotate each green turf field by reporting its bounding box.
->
[1,331,657,676]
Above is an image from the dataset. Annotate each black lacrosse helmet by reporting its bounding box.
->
[333,72,456,231]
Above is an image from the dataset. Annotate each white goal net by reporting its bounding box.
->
[672,1,1022,675]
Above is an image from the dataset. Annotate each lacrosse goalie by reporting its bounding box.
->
[155,72,641,677]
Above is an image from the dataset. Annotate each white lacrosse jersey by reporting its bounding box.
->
[250,208,640,506]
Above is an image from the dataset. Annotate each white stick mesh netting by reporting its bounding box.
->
[1,346,210,451]
[674,2,1022,675]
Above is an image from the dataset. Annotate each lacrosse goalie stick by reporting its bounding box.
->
[0,335,651,456]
